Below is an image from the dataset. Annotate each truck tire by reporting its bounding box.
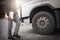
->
[32,11,55,34]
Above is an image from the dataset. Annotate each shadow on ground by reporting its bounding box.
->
[19,29,60,40]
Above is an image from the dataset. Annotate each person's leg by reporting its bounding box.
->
[8,19,13,38]
[13,10,21,38]
[13,21,20,38]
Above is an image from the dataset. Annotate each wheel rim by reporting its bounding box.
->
[36,16,50,28]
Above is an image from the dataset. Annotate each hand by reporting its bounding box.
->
[8,16,11,19]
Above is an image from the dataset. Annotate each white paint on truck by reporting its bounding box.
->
[19,0,60,17]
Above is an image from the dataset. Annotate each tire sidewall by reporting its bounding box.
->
[32,11,55,34]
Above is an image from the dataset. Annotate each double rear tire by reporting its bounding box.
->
[32,11,55,34]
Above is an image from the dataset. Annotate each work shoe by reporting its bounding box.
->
[8,36,15,40]
[13,34,21,38]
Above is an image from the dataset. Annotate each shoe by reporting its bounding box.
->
[13,34,21,38]
[8,36,15,40]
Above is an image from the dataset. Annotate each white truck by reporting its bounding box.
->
[2,0,60,34]
[19,0,60,34]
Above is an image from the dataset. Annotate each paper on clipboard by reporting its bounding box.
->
[9,11,14,19]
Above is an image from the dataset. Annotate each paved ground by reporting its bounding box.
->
[12,19,60,40]
[0,19,60,40]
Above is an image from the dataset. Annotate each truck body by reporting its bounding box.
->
[20,0,60,34]
[21,0,60,17]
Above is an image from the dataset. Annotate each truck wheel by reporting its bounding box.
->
[32,11,55,34]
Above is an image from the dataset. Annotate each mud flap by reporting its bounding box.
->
[55,9,60,31]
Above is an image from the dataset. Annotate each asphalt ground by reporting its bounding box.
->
[12,19,60,40]
[0,19,60,40]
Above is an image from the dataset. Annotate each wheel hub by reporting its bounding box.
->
[36,16,50,28]
[39,20,45,26]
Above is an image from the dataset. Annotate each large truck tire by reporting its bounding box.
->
[32,11,55,34]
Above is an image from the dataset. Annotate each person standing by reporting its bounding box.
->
[0,1,21,40]
[8,10,21,39]
[5,0,21,39]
